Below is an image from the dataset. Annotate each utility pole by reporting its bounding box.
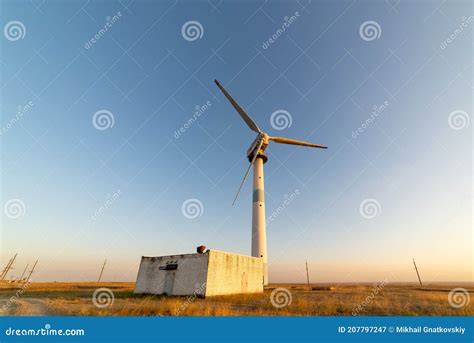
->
[412,258,422,286]
[0,257,13,279]
[19,264,29,282]
[25,260,38,283]
[1,254,15,279]
[97,259,107,283]
[1,253,17,280]
[305,260,311,290]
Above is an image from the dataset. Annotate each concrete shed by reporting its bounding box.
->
[134,250,263,297]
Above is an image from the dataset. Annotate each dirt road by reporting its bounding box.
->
[0,298,56,316]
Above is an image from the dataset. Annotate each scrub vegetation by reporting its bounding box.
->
[0,282,472,316]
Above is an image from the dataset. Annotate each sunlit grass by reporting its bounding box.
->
[0,282,472,316]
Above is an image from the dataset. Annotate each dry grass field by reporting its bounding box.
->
[0,282,472,316]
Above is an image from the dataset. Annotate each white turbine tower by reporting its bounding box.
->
[215,80,327,285]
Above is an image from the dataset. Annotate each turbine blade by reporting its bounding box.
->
[214,80,262,133]
[232,139,264,205]
[269,136,327,149]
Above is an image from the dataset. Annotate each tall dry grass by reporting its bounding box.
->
[1,282,472,316]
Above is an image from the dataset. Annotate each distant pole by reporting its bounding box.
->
[0,257,13,279]
[25,260,38,283]
[97,259,107,283]
[412,258,422,286]
[1,254,15,279]
[1,253,17,280]
[305,260,311,290]
[19,264,29,282]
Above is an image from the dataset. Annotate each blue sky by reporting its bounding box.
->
[1,0,472,282]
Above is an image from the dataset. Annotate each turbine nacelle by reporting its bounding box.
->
[246,133,269,163]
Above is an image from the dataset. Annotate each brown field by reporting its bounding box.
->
[0,282,472,316]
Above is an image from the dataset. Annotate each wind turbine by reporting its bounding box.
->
[214,80,327,285]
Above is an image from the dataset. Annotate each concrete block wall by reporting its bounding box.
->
[134,250,264,297]
[205,250,263,296]
[134,254,208,296]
